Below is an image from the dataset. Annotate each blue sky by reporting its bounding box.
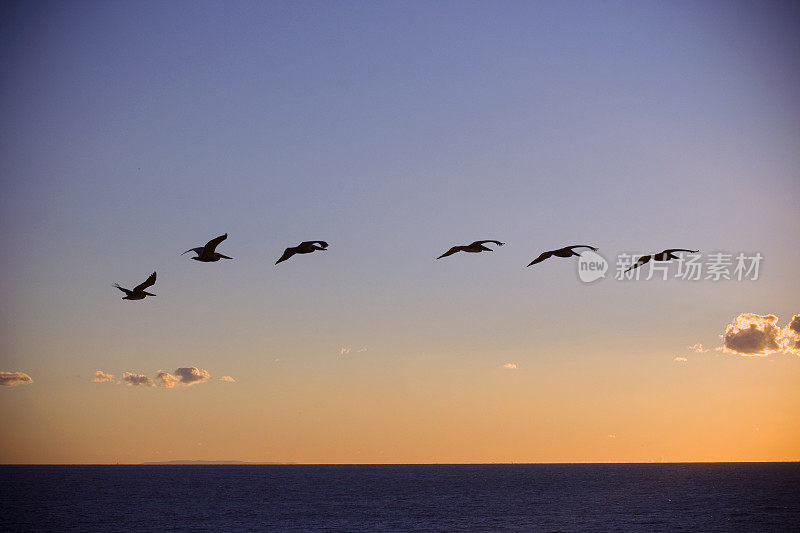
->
[0,1,798,462]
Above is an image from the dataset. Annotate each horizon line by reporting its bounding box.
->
[2,460,799,466]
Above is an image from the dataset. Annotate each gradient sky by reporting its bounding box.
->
[1,1,798,464]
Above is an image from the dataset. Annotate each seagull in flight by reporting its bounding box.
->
[182,233,233,262]
[436,240,504,259]
[113,272,157,300]
[276,241,329,265]
[625,248,698,272]
[527,245,598,267]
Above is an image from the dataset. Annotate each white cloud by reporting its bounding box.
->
[156,371,180,388]
[339,347,351,356]
[674,357,688,363]
[122,372,153,387]
[93,371,115,383]
[157,367,211,387]
[607,434,616,439]
[0,371,33,387]
[720,313,800,356]
[688,343,708,353]
[785,315,800,355]
[503,363,517,370]
[174,367,210,385]
[219,375,235,383]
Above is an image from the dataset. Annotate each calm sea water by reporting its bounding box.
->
[1,463,799,532]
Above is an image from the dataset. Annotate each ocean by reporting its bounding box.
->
[1,463,798,531]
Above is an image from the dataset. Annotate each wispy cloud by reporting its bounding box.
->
[92,371,115,383]
[122,372,153,387]
[0,371,33,387]
[219,375,235,383]
[607,434,617,439]
[673,357,688,363]
[719,313,800,356]
[339,347,351,356]
[688,343,708,353]
[503,363,517,370]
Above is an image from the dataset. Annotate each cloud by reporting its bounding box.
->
[156,371,180,388]
[339,347,351,356]
[688,343,708,353]
[674,357,688,362]
[789,315,800,335]
[157,367,211,387]
[720,313,800,356]
[503,363,517,370]
[122,372,153,387]
[607,434,617,439]
[219,375,235,383]
[785,315,800,355]
[357,347,367,353]
[174,367,211,386]
[93,371,115,383]
[0,371,33,387]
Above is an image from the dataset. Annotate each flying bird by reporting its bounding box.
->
[436,240,504,259]
[527,245,598,267]
[625,248,698,272]
[276,241,329,265]
[113,272,157,300]
[182,233,233,262]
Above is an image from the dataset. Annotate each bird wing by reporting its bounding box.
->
[566,245,598,251]
[470,240,504,247]
[113,283,132,295]
[625,255,651,272]
[527,251,553,267]
[437,246,462,259]
[203,233,228,254]
[275,248,296,265]
[661,248,698,254]
[301,241,328,248]
[133,272,157,292]
[181,247,204,256]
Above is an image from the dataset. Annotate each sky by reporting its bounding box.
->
[1,0,798,464]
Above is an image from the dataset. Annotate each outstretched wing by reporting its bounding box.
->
[275,248,296,265]
[624,255,651,272]
[181,247,204,256]
[203,233,228,254]
[566,245,598,252]
[301,241,329,248]
[113,283,132,296]
[661,248,698,254]
[133,272,157,292]
[436,246,462,259]
[527,251,553,267]
[470,240,504,247]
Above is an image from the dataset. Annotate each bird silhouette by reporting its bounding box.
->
[182,233,232,262]
[625,248,698,272]
[527,245,598,267]
[437,240,504,259]
[113,272,157,300]
[276,241,329,265]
